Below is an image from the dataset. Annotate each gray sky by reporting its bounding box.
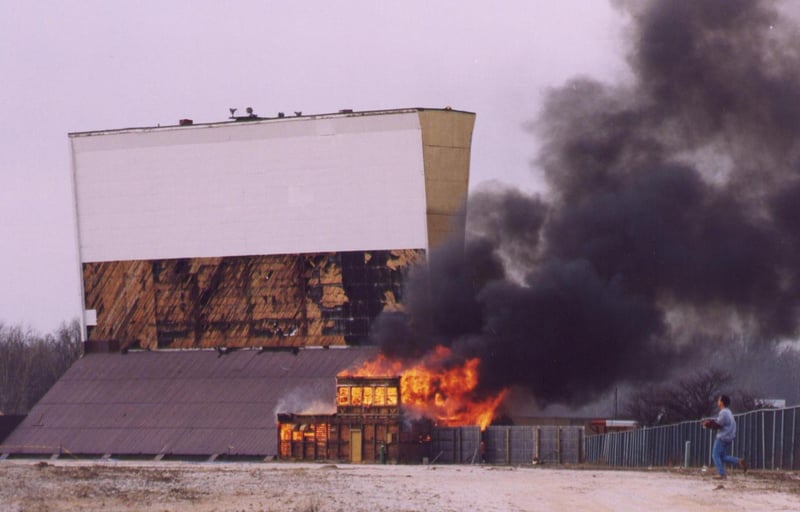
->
[0,1,626,333]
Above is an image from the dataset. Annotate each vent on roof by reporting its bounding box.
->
[179,119,193,126]
[339,109,353,114]
[228,107,261,121]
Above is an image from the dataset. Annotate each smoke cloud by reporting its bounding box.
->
[371,0,800,407]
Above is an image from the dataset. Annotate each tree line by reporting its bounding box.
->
[0,319,82,415]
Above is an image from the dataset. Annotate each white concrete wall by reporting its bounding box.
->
[71,112,429,263]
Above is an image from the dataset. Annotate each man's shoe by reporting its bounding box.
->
[712,474,727,480]
[739,457,747,474]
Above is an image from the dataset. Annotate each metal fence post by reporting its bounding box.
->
[684,441,690,468]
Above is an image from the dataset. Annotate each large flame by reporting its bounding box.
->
[341,346,507,429]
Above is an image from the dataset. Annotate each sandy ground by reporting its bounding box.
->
[0,459,798,512]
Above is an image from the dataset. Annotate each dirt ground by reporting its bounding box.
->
[1,459,798,512]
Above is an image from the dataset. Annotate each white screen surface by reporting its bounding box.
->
[72,112,428,263]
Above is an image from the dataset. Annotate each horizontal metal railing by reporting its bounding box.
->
[585,406,799,470]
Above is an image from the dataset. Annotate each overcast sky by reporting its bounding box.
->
[0,1,627,333]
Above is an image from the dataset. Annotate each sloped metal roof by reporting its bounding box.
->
[1,346,375,457]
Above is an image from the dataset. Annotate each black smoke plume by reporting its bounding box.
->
[371,0,800,406]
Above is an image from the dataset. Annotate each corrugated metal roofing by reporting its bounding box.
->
[1,347,375,457]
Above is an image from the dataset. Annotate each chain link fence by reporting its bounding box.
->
[586,405,800,470]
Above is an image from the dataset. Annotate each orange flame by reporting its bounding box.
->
[341,346,507,429]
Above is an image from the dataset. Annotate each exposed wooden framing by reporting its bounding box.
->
[84,250,423,350]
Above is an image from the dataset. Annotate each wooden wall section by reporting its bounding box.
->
[84,249,424,350]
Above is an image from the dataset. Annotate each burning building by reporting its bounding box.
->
[278,376,431,464]
[276,347,509,464]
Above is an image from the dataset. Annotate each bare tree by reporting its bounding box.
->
[622,369,760,426]
[0,324,28,414]
[0,319,82,415]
